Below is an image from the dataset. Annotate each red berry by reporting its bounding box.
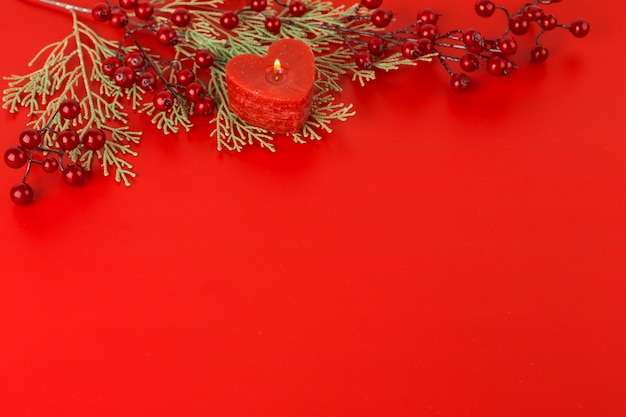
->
[354,51,372,69]
[119,0,137,9]
[418,23,437,40]
[361,0,382,10]
[58,129,80,151]
[250,0,267,12]
[62,164,86,187]
[42,158,59,173]
[59,98,81,119]
[195,50,214,68]
[417,8,439,25]
[171,8,191,27]
[92,3,111,22]
[109,10,128,28]
[156,26,178,46]
[265,16,281,34]
[509,14,529,35]
[124,51,145,69]
[138,71,157,90]
[4,146,28,169]
[530,45,549,62]
[154,90,175,111]
[194,96,215,116]
[523,5,543,21]
[474,0,495,18]
[450,73,470,93]
[487,55,509,76]
[82,128,106,151]
[368,37,385,56]
[176,69,195,86]
[570,19,590,38]
[289,1,307,17]
[417,38,434,55]
[102,57,122,77]
[371,9,392,28]
[463,29,484,54]
[401,41,419,59]
[220,12,239,30]
[185,82,204,102]
[10,183,33,205]
[19,129,42,150]
[460,54,479,72]
[114,66,137,88]
[496,36,517,55]
[540,14,557,31]
[134,2,154,20]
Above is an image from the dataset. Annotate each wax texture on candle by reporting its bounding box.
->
[225,39,315,134]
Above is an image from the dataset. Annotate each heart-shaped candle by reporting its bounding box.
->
[225,39,315,133]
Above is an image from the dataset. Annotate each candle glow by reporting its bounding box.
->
[273,59,282,81]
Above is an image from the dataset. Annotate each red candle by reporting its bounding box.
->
[225,39,315,134]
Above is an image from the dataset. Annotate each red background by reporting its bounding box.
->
[1,0,625,416]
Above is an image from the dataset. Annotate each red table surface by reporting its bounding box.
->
[1,0,625,416]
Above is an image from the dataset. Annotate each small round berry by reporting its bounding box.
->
[62,164,86,187]
[401,41,419,59]
[371,9,392,28]
[19,129,42,150]
[460,54,479,72]
[154,90,175,111]
[570,19,590,38]
[102,57,122,77]
[119,0,138,9]
[185,82,204,102]
[417,8,439,25]
[4,146,28,169]
[176,69,195,86]
[540,14,557,31]
[463,29,484,53]
[138,71,157,90]
[265,16,281,34]
[368,37,385,56]
[509,14,529,35]
[124,51,145,70]
[450,73,470,93]
[59,98,81,119]
[417,38,434,55]
[109,10,128,28]
[289,1,307,17]
[82,128,106,151]
[496,36,517,55]
[474,0,495,18]
[171,8,192,27]
[194,96,215,116]
[530,45,549,62]
[220,12,239,30]
[361,0,382,10]
[156,26,178,46]
[487,55,509,76]
[195,50,214,68]
[114,66,137,88]
[354,51,373,69]
[58,129,80,151]
[134,2,154,20]
[523,5,543,21]
[92,3,112,22]
[250,0,267,12]
[418,23,437,40]
[10,183,33,205]
[42,158,59,173]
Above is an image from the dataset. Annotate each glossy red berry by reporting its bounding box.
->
[417,8,439,25]
[109,10,128,28]
[371,9,392,28]
[540,14,557,31]
[138,71,157,90]
[361,0,382,10]
[523,5,543,21]
[530,45,549,62]
[474,0,495,18]
[460,54,479,72]
[134,2,154,20]
[570,19,590,38]
[92,3,111,22]
[185,82,204,102]
[102,57,122,77]
[58,130,80,151]
[62,164,86,187]
[119,0,137,9]
[250,0,267,12]
[114,66,137,88]
[289,1,307,17]
[10,183,33,205]
[42,158,59,173]
[496,36,517,55]
[265,16,281,34]
[4,146,28,169]
[463,29,484,53]
[487,55,509,76]
[59,98,81,119]
[195,50,214,68]
[19,129,42,150]
[124,51,145,69]
[220,12,239,30]
[355,51,372,69]
[82,128,106,151]
[156,26,178,46]
[368,37,385,56]
[417,23,437,40]
[171,8,192,27]
[417,38,434,55]
[176,69,195,86]
[194,96,215,116]
[401,41,419,59]
[450,73,470,93]
[154,90,175,111]
[509,14,529,35]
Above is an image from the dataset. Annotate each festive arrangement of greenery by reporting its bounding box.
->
[3,0,589,204]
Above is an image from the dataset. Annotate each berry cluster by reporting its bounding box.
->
[92,1,216,115]
[3,99,104,205]
[218,0,308,33]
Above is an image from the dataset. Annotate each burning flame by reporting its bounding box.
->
[273,59,282,73]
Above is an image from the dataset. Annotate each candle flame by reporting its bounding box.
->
[273,59,282,73]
